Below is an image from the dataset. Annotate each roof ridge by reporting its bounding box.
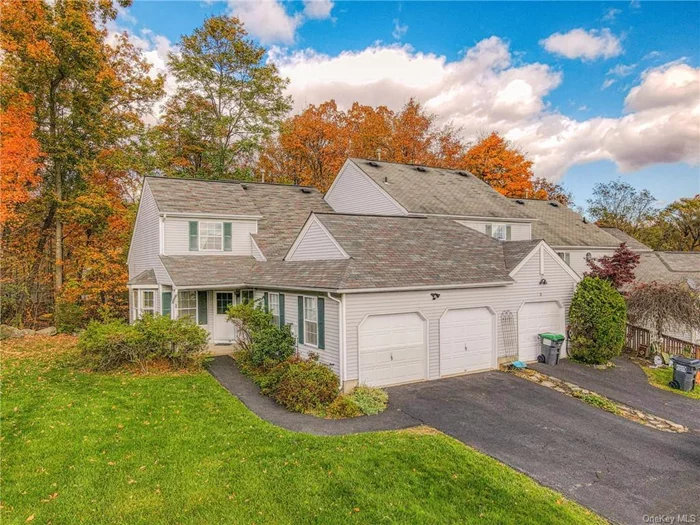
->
[350,157,476,174]
[314,211,427,219]
[145,175,317,190]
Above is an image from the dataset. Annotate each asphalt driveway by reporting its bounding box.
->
[388,371,700,525]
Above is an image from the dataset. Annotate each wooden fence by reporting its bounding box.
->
[625,324,700,359]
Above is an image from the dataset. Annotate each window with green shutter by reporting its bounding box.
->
[297,295,304,345]
[506,225,512,240]
[317,297,325,350]
[197,291,208,325]
[162,292,172,318]
[189,221,198,251]
[279,293,285,327]
[223,222,232,251]
[485,224,492,237]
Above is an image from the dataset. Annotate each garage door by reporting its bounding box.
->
[519,301,564,362]
[359,313,426,387]
[440,308,493,376]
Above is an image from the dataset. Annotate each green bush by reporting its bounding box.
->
[78,315,208,370]
[568,277,627,365]
[55,301,86,334]
[226,301,272,351]
[349,386,389,415]
[326,395,362,419]
[249,324,295,368]
[273,359,339,413]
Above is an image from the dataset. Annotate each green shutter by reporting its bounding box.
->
[263,292,269,312]
[297,295,304,345]
[162,292,172,319]
[189,221,199,251]
[223,222,232,251]
[317,297,325,350]
[197,291,208,325]
[506,225,512,241]
[485,224,492,237]
[279,293,285,328]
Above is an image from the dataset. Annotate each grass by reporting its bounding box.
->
[572,392,621,415]
[1,337,605,525]
[642,366,700,400]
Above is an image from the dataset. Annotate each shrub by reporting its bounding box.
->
[326,395,362,419]
[349,386,389,415]
[78,315,208,370]
[273,359,339,413]
[226,301,272,351]
[55,301,86,334]
[249,324,295,368]
[568,277,627,365]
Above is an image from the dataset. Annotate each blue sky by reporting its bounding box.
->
[119,1,699,209]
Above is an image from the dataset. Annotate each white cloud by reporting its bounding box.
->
[602,78,617,90]
[228,0,302,44]
[602,8,621,21]
[269,39,700,180]
[607,63,636,77]
[303,0,334,20]
[541,28,622,61]
[392,19,408,40]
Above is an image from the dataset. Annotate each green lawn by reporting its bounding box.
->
[642,366,700,400]
[1,337,604,524]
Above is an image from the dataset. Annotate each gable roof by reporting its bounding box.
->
[347,158,532,219]
[600,227,653,251]
[509,199,622,248]
[634,252,700,286]
[128,269,157,286]
[159,256,256,288]
[143,177,332,260]
[502,240,542,272]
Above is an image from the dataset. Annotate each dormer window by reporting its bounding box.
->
[200,222,223,251]
[485,223,512,241]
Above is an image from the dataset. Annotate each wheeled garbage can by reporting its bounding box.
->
[537,333,565,365]
[669,356,700,391]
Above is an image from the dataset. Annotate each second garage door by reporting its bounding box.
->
[359,312,426,387]
[440,307,494,376]
[518,301,564,362]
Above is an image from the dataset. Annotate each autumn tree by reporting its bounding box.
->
[153,16,290,179]
[530,177,573,206]
[587,179,658,233]
[585,243,641,290]
[653,196,700,252]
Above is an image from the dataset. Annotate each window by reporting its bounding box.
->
[240,289,254,304]
[492,224,507,241]
[269,293,280,326]
[132,289,139,320]
[141,290,155,316]
[199,222,223,251]
[178,290,197,321]
[303,296,318,347]
[217,292,234,314]
[558,252,571,266]
[585,252,593,262]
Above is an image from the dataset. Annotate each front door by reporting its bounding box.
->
[214,292,235,343]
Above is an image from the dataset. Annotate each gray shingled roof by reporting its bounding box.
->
[350,158,532,219]
[128,269,157,286]
[502,240,542,272]
[159,256,255,287]
[510,199,622,248]
[634,252,700,286]
[144,177,332,260]
[601,227,653,251]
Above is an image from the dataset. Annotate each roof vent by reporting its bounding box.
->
[582,217,587,224]
[549,202,559,208]
[515,199,525,205]
[415,166,427,173]
[367,161,379,167]
[300,188,312,194]
[384,176,388,184]
[241,183,248,190]
[457,171,469,177]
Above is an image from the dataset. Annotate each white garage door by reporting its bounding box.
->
[440,308,493,376]
[519,301,564,362]
[359,313,426,387]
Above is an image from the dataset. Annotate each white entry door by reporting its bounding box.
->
[213,292,235,343]
[359,312,426,387]
[518,301,564,361]
[440,307,494,376]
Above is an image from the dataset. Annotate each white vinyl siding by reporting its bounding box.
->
[287,219,347,261]
[128,182,171,285]
[457,220,531,241]
[178,290,197,321]
[163,218,257,256]
[343,248,577,381]
[325,161,407,215]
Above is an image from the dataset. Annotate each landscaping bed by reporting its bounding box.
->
[641,364,700,400]
[1,336,604,524]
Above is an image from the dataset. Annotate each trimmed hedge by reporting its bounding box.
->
[274,359,339,413]
[568,277,627,365]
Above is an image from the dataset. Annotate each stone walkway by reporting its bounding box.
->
[207,356,419,436]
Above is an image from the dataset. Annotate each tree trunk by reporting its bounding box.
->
[49,77,63,298]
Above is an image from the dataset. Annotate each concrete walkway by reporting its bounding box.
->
[532,356,700,430]
[206,356,419,436]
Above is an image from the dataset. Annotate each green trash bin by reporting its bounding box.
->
[537,333,565,365]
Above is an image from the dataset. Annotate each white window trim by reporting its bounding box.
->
[491,224,507,241]
[239,289,255,304]
[303,295,319,348]
[216,291,235,316]
[178,290,198,321]
[268,292,280,325]
[140,289,155,318]
[199,221,224,252]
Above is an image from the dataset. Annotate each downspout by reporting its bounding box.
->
[326,292,345,384]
